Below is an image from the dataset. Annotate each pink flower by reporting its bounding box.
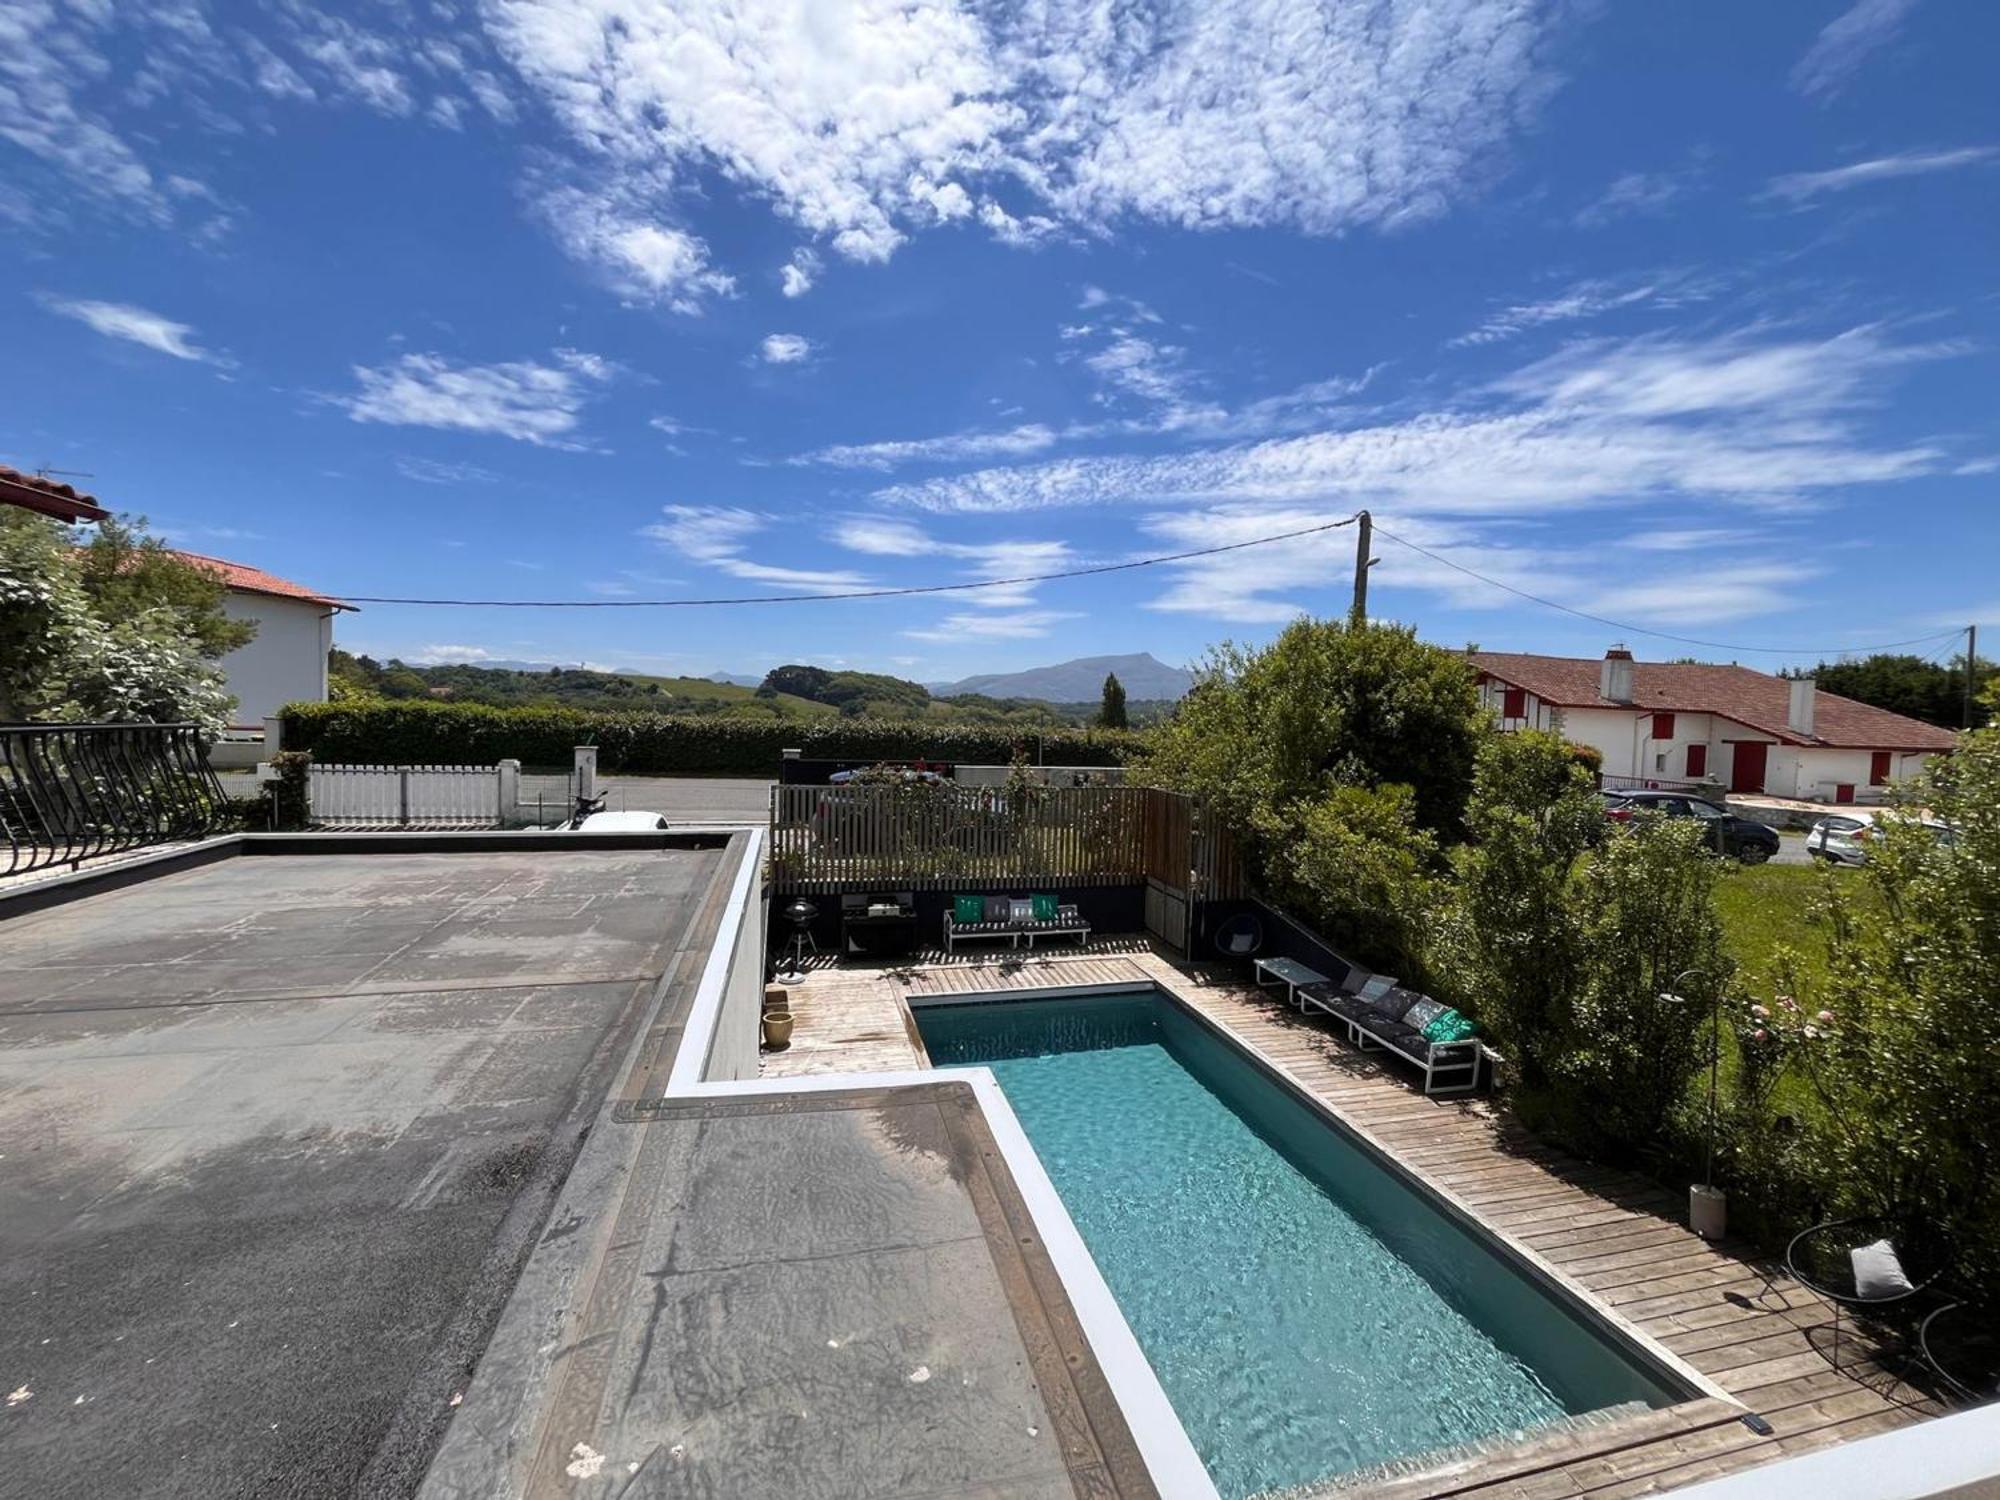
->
[1780,996,1800,1011]
[1750,1004,1770,1020]
[1816,1010,1835,1024]
[1752,1028,1769,1043]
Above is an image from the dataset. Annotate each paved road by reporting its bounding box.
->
[1773,830,1811,866]
[516,773,771,824]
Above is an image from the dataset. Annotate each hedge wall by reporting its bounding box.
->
[280,699,1147,775]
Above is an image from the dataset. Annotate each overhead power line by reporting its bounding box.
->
[1366,521,1966,658]
[336,514,1359,607]
[335,504,1955,663]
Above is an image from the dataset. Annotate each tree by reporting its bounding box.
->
[1806,652,1993,730]
[1138,619,1485,837]
[1138,619,1483,976]
[1098,671,1128,729]
[0,509,248,731]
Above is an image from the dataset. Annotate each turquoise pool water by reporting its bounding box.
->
[916,991,1683,1499]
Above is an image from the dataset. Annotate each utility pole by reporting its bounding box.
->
[1966,623,1979,729]
[1350,509,1376,628]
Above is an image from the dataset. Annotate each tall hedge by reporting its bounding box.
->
[280,698,1146,774]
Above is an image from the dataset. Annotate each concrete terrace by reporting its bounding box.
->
[766,946,1943,1499]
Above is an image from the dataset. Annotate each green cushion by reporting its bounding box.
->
[1422,1009,1480,1044]
[953,895,986,924]
[1031,893,1059,921]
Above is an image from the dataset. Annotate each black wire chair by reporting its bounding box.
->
[1212,912,1264,963]
[1919,1302,2000,1408]
[1786,1216,1949,1376]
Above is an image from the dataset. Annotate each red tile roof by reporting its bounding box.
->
[168,550,355,612]
[1470,651,1957,752]
[0,465,109,524]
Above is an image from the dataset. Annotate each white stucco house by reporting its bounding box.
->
[169,550,353,762]
[1470,646,1957,804]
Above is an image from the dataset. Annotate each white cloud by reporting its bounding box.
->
[41,296,216,361]
[641,504,869,592]
[1763,146,1998,204]
[486,0,1561,286]
[874,325,1960,519]
[414,644,494,663]
[395,455,504,484]
[1572,167,1701,228]
[1450,278,1682,348]
[904,608,1078,642]
[1618,528,1757,552]
[780,248,822,298]
[759,333,813,365]
[799,423,1058,469]
[831,515,1071,608]
[297,20,414,116]
[532,181,735,311]
[335,349,616,447]
[1792,0,1921,101]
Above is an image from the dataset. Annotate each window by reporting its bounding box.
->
[1870,751,1892,786]
[1652,712,1676,740]
[1686,800,1727,821]
[1686,744,1707,778]
[1654,752,1667,772]
[1502,686,1526,719]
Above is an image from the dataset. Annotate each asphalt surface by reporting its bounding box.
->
[0,848,720,1500]
[514,774,771,826]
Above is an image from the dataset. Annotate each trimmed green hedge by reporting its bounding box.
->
[281,698,1146,775]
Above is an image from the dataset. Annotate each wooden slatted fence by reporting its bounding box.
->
[767,782,1241,902]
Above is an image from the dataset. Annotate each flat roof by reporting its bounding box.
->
[0,847,723,1498]
[1,839,1158,1499]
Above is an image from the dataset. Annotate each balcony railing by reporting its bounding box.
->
[0,723,229,878]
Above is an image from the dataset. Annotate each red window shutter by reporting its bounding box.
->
[1686,744,1707,778]
[1869,751,1891,786]
[1652,712,1676,740]
[1502,687,1526,719]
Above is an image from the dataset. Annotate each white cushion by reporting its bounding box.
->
[1009,899,1035,925]
[1851,1238,1915,1299]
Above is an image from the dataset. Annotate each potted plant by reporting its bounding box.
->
[762,985,794,1049]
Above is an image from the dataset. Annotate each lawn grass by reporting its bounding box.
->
[1715,860,1876,999]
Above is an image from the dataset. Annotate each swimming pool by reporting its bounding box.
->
[915,989,1692,1499]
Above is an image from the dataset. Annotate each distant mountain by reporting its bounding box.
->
[932,653,1193,703]
[706,671,762,687]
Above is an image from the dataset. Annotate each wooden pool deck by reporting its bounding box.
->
[763,942,1942,1500]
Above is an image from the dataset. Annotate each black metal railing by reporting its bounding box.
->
[0,723,229,878]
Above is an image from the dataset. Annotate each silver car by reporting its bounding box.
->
[1806,809,1953,865]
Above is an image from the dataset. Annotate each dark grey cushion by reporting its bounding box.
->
[1373,988,1421,1023]
[1402,997,1448,1032]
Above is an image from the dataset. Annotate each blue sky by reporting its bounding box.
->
[3,0,1995,683]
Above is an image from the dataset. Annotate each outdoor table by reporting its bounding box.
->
[1253,956,1330,1012]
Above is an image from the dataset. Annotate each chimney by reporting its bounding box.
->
[1788,676,1817,738]
[1600,645,1635,705]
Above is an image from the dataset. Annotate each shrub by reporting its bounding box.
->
[280,698,1143,775]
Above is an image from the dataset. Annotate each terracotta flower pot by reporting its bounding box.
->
[761,1010,795,1049]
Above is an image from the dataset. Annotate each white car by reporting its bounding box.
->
[1805,809,1952,866]
[575,810,672,832]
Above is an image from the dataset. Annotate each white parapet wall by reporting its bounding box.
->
[1664,1405,2000,1499]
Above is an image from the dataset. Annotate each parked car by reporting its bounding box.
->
[1603,790,1780,864]
[1805,809,1954,865]
[576,810,672,831]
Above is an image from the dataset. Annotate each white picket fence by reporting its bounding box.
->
[306,763,506,828]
